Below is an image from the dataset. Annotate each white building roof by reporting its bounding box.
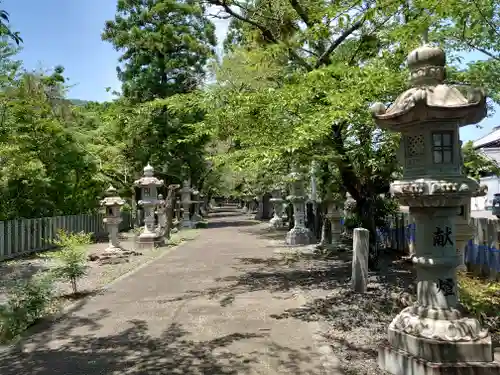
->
[473,126,500,149]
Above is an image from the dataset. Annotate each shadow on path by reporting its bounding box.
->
[0,304,325,375]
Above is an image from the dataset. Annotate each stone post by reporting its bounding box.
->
[352,228,369,293]
[134,164,164,246]
[371,43,498,374]
[100,185,125,252]
[285,166,312,246]
[180,180,193,229]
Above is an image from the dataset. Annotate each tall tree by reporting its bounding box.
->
[102,0,217,103]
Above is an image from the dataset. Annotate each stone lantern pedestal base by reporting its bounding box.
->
[379,318,499,375]
[285,227,312,246]
[379,341,499,375]
[137,231,164,248]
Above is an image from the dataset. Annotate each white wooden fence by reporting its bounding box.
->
[0,212,132,260]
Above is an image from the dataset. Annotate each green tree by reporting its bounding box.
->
[0,4,22,45]
[102,0,217,103]
[202,0,500,268]
[462,141,500,181]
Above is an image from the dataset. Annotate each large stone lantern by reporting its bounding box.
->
[285,165,312,245]
[100,185,126,252]
[371,44,497,374]
[134,164,164,245]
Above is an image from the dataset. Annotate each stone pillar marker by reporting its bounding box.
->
[285,165,312,246]
[371,42,499,374]
[100,185,125,252]
[180,179,193,228]
[352,228,369,293]
[134,164,164,246]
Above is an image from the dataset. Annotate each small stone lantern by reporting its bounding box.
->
[180,180,193,228]
[269,189,285,229]
[100,185,125,252]
[371,43,497,374]
[285,165,312,245]
[325,197,344,247]
[134,164,164,245]
[191,189,203,224]
[156,194,167,234]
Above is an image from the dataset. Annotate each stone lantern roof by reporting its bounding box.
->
[370,44,487,130]
[100,185,126,207]
[134,164,164,187]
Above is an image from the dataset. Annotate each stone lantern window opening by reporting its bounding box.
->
[107,207,114,216]
[431,131,453,164]
[144,187,151,197]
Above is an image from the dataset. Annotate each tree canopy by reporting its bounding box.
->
[1,0,499,231]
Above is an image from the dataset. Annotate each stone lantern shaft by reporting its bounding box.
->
[371,42,498,374]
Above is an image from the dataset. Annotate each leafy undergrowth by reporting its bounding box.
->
[0,272,57,344]
[458,272,500,342]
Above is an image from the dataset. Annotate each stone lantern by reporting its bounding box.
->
[371,43,498,374]
[156,194,167,235]
[100,185,126,252]
[191,189,203,225]
[180,180,193,228]
[269,189,285,229]
[285,165,312,245]
[325,197,344,247]
[134,164,164,245]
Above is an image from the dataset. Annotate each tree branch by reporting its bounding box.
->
[288,0,313,27]
[207,0,313,70]
[315,18,365,69]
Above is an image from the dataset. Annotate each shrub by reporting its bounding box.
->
[48,229,92,295]
[0,272,55,343]
[458,272,500,334]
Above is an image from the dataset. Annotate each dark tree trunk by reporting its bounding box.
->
[357,196,379,270]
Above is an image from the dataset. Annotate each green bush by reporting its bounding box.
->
[0,272,55,343]
[47,230,92,295]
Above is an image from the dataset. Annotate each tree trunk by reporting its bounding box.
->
[357,196,379,270]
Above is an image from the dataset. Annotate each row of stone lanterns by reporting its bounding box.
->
[99,163,204,250]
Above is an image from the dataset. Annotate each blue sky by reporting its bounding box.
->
[3,0,497,142]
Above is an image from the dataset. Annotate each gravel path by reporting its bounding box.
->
[0,230,199,306]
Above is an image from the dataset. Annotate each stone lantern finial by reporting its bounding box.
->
[407,43,446,85]
[144,163,154,177]
[105,185,118,196]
